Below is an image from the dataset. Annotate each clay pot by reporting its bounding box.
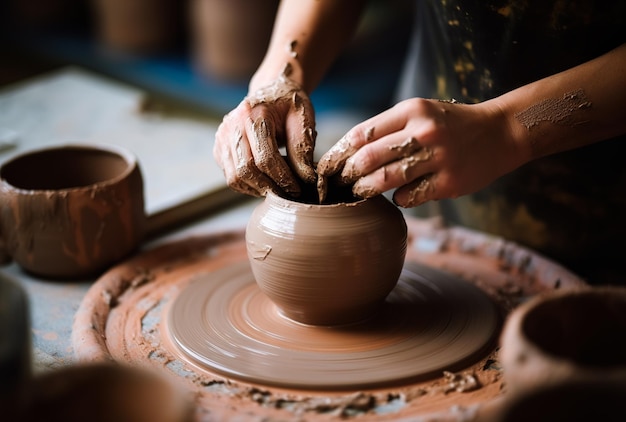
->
[16,363,191,422]
[499,286,626,395]
[246,191,407,326]
[189,0,279,82]
[92,0,181,54]
[0,144,145,279]
[488,378,626,422]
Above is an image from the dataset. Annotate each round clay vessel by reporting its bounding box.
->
[189,0,279,82]
[18,363,191,422]
[93,0,181,54]
[246,191,407,326]
[0,144,145,279]
[499,286,626,395]
[488,378,626,422]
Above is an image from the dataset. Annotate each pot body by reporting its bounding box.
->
[0,144,145,278]
[246,192,407,326]
[499,286,626,395]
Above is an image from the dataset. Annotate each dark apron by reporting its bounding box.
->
[398,0,626,284]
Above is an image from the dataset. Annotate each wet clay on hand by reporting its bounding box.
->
[316,127,436,207]
[241,63,317,196]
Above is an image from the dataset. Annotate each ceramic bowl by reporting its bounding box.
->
[499,286,626,394]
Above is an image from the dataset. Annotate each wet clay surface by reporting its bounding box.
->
[72,217,586,421]
[246,192,407,326]
[167,260,499,390]
[514,89,592,130]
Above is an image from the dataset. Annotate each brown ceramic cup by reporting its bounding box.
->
[485,378,626,422]
[189,0,279,81]
[246,190,407,326]
[499,286,626,395]
[0,144,145,278]
[93,0,180,54]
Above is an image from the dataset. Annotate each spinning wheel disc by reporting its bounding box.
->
[167,261,500,390]
[72,220,586,420]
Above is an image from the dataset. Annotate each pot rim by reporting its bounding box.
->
[501,285,626,366]
[0,142,138,194]
[265,189,375,210]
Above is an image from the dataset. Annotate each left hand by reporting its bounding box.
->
[213,71,317,198]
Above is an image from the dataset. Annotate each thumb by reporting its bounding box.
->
[285,91,317,184]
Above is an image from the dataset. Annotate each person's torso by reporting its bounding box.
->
[413,0,626,284]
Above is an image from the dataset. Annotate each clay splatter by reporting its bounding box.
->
[515,89,592,130]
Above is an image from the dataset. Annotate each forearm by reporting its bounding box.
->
[249,0,367,93]
[493,43,626,164]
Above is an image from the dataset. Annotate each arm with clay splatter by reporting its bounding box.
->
[317,43,626,208]
[213,0,367,198]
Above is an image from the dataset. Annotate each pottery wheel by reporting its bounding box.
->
[168,261,499,390]
[72,218,586,421]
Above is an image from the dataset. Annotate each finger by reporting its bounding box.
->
[214,107,264,197]
[352,148,435,198]
[214,120,250,195]
[317,104,415,177]
[214,126,262,196]
[393,174,437,208]
[340,135,423,184]
[317,173,328,204]
[246,115,301,196]
[229,126,281,196]
[285,91,317,184]
[213,110,238,171]
[316,126,375,177]
[213,124,228,171]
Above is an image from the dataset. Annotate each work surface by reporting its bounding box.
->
[0,66,364,372]
[0,67,231,216]
[2,200,258,373]
[0,66,247,371]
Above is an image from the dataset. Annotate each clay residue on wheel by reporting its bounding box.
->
[72,219,586,421]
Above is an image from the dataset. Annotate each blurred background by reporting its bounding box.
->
[0,0,414,118]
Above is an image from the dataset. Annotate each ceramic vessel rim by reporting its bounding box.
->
[265,189,372,210]
[506,285,626,351]
[521,285,626,315]
[0,143,138,194]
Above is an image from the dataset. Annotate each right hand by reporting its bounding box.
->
[213,71,317,198]
[317,97,525,208]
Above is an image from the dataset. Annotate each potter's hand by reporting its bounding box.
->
[317,98,525,207]
[213,71,317,197]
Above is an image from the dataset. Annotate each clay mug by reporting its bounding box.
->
[0,144,145,278]
[499,286,626,395]
[485,378,626,422]
[190,0,279,82]
[246,190,408,326]
[93,0,181,54]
